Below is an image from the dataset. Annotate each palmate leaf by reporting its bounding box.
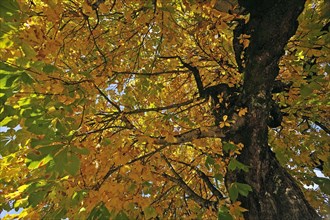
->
[229,182,253,202]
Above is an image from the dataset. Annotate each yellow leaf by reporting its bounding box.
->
[238,108,248,117]
[220,122,225,128]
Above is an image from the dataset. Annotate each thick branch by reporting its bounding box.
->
[177,57,205,97]
[159,56,205,97]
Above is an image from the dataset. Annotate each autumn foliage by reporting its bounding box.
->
[0,0,329,219]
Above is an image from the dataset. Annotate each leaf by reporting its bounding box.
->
[218,209,234,220]
[205,155,215,169]
[28,190,47,207]
[214,173,223,181]
[236,182,253,197]
[0,74,18,88]
[144,206,157,219]
[0,115,18,127]
[27,154,53,169]
[229,184,239,202]
[114,211,130,220]
[87,203,111,220]
[228,158,249,172]
[312,177,330,195]
[300,85,313,97]
[71,146,90,155]
[26,119,52,135]
[228,182,252,202]
[21,42,37,59]
[238,107,248,117]
[65,153,80,175]
[0,0,20,20]
[223,142,237,153]
[43,64,58,73]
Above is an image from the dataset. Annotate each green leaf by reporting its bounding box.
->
[0,61,17,72]
[27,119,52,135]
[71,146,90,155]
[214,173,223,181]
[300,85,313,97]
[0,0,20,20]
[223,142,237,153]
[27,154,53,169]
[205,155,215,169]
[72,190,88,205]
[43,64,58,73]
[21,72,34,84]
[228,158,249,172]
[229,184,238,202]
[21,42,37,59]
[0,115,18,127]
[144,206,157,219]
[28,190,47,207]
[236,182,253,197]
[312,177,330,195]
[114,211,130,220]
[0,74,20,88]
[87,203,111,220]
[55,119,67,133]
[65,153,80,175]
[218,206,233,220]
[228,182,252,202]
[53,148,68,174]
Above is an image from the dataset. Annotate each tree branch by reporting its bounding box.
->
[161,155,217,209]
[113,70,189,76]
[125,98,203,115]
[159,56,205,97]
[314,121,330,135]
[94,144,168,190]
[152,114,245,145]
[172,160,224,200]
[302,116,330,135]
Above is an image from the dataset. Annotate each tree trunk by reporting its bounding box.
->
[229,0,321,219]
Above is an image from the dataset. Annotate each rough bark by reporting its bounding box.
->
[227,0,321,219]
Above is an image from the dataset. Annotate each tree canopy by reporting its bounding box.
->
[0,0,329,219]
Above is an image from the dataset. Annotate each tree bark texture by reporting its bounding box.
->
[228,0,321,219]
